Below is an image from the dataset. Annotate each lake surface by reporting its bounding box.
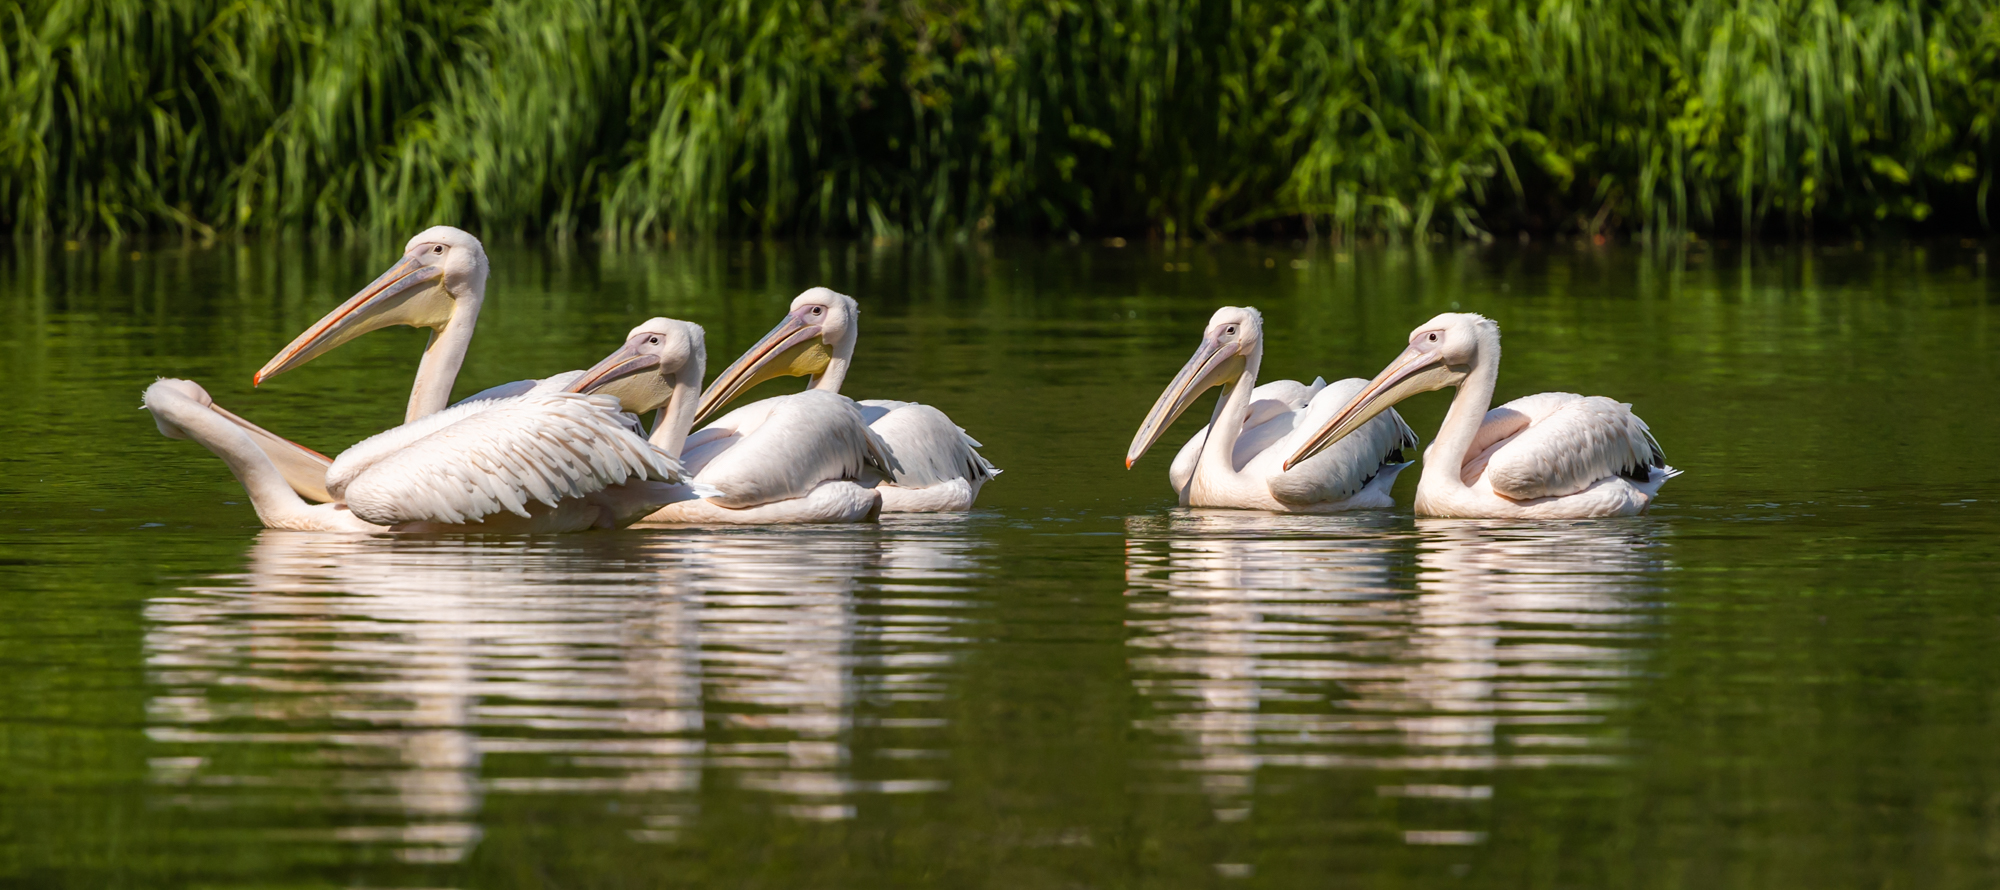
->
[3,239,1998,888]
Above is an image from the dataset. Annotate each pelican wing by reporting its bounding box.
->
[451,370,586,407]
[678,396,813,479]
[201,403,336,503]
[690,390,891,509]
[1170,377,1326,493]
[679,426,747,479]
[857,399,999,487]
[1474,393,1667,500]
[333,392,681,525]
[1265,377,1418,505]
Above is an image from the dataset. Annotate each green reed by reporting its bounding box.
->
[3,0,1995,240]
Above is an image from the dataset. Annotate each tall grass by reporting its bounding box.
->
[3,0,1996,240]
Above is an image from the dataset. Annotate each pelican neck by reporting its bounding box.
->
[406,295,481,422]
[1197,339,1263,480]
[1420,327,1502,495]
[650,359,707,457]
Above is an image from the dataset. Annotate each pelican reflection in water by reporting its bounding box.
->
[1124,515,1667,830]
[144,529,981,860]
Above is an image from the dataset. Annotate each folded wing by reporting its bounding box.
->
[857,399,998,487]
[334,392,681,525]
[450,369,587,407]
[689,390,891,509]
[1475,393,1667,500]
[1266,377,1418,506]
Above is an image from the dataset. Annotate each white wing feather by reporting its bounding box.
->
[332,392,681,525]
[451,370,587,407]
[1473,393,1667,500]
[1264,377,1418,506]
[686,390,890,509]
[857,399,998,487]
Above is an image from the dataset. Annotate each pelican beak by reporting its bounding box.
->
[1126,332,1246,467]
[565,335,665,409]
[1284,342,1458,470]
[694,307,829,424]
[254,253,446,386]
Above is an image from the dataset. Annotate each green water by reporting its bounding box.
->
[3,240,1998,888]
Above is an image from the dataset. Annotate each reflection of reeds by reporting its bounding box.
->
[5,0,1995,239]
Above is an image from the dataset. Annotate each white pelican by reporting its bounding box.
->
[695,288,999,512]
[146,227,683,532]
[565,318,888,524]
[1124,306,1418,511]
[1286,312,1679,519]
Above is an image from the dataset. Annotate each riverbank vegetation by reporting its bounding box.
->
[4,0,1997,241]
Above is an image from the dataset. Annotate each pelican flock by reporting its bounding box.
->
[146,228,1677,531]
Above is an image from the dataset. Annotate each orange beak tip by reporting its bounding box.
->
[1124,458,1134,470]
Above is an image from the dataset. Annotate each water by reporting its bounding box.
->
[3,240,1998,887]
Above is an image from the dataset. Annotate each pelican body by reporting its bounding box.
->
[566,318,888,524]
[1288,312,1679,519]
[1126,307,1417,512]
[147,227,681,532]
[696,288,999,512]
[144,378,677,532]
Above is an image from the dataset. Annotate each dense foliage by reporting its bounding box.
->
[4,0,1998,240]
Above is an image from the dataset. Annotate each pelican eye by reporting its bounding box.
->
[432,244,445,255]
[810,306,824,316]
[1427,332,1439,342]
[1224,325,1238,335]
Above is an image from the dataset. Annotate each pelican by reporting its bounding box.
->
[1125,306,1418,511]
[145,227,682,532]
[565,318,888,524]
[1286,312,1679,519]
[143,378,675,532]
[695,288,998,512]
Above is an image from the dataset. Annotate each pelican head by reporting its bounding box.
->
[255,226,490,385]
[1125,306,1263,468]
[1284,312,1494,470]
[566,317,707,413]
[694,287,858,423]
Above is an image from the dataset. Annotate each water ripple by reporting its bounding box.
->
[143,528,983,861]
[1124,512,1670,842]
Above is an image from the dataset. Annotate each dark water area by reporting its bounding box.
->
[3,239,1999,888]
